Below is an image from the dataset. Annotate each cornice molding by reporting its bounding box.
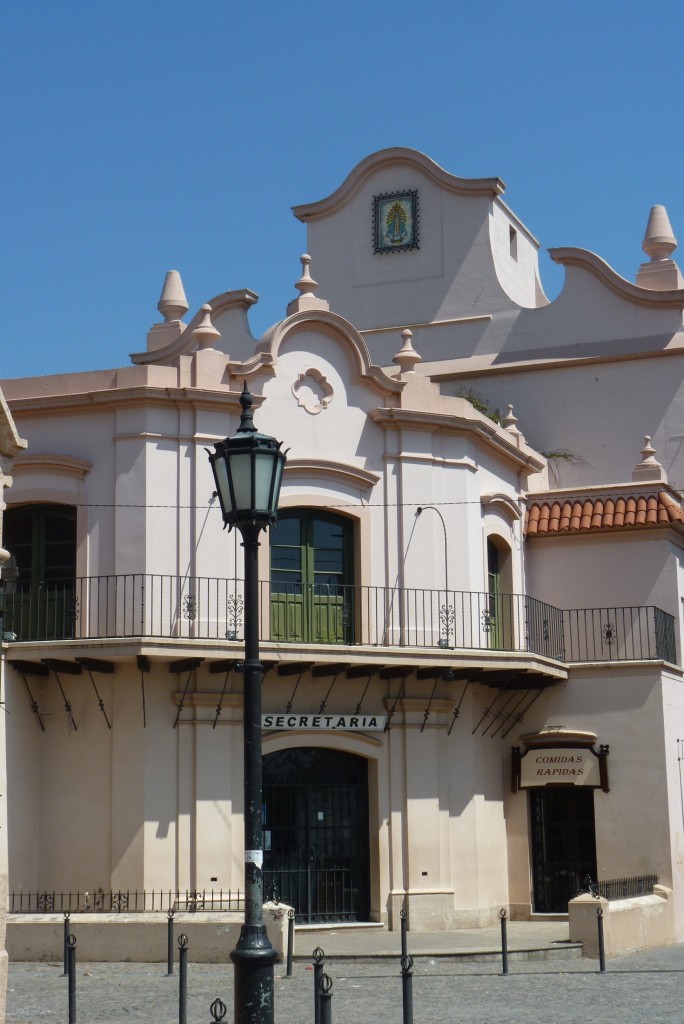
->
[369,407,546,474]
[481,492,524,522]
[12,453,92,479]
[284,458,380,490]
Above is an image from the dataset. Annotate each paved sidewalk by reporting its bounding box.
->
[294,918,575,958]
[7,939,684,1024]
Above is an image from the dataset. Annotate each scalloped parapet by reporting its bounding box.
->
[292,147,505,222]
[550,247,684,308]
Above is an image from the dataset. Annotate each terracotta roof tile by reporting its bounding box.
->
[525,490,684,536]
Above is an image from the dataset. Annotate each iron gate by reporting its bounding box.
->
[530,786,597,913]
[263,747,370,924]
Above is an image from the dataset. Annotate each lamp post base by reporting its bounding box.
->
[230,925,278,1024]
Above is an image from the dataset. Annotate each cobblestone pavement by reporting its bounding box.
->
[7,945,684,1024]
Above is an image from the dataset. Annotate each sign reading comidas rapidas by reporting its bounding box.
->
[519,747,601,788]
[262,713,386,731]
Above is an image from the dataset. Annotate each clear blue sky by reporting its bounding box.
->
[4,1,683,380]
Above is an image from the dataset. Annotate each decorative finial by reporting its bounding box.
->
[286,254,329,315]
[636,206,683,290]
[295,254,317,299]
[632,434,667,482]
[237,381,257,434]
[157,270,189,322]
[192,304,221,349]
[503,404,518,431]
[642,206,677,262]
[393,329,422,375]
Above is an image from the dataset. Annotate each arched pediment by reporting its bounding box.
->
[231,309,404,395]
[293,147,505,222]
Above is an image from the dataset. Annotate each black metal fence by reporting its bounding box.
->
[8,889,244,914]
[598,874,659,901]
[563,607,676,663]
[2,574,676,665]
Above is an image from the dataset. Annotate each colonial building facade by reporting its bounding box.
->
[2,149,684,935]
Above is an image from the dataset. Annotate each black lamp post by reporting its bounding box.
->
[208,381,286,1024]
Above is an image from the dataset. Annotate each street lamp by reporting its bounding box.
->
[208,381,286,1024]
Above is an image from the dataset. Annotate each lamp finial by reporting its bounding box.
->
[238,381,257,433]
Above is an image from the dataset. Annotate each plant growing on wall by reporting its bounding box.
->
[454,388,504,425]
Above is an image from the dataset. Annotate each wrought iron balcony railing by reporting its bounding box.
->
[563,605,676,663]
[0,575,676,664]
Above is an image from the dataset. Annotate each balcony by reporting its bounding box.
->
[0,575,676,665]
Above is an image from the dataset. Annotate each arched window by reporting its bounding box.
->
[4,504,77,640]
[270,510,354,643]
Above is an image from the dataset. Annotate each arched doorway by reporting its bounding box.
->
[262,747,370,923]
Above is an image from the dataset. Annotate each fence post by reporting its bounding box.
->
[178,933,188,1024]
[400,954,413,1024]
[286,908,295,978]
[312,947,325,1024]
[319,973,333,1024]
[499,907,509,975]
[63,912,71,977]
[167,909,175,976]
[67,934,76,1024]
[597,907,606,973]
[400,907,408,959]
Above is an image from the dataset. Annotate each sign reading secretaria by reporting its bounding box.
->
[519,747,601,788]
[262,713,386,731]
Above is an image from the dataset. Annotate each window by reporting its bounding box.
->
[509,225,518,261]
[270,510,354,643]
[4,504,77,640]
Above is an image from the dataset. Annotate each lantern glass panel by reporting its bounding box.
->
[230,452,253,512]
[254,453,277,513]
[212,456,233,515]
[271,456,285,512]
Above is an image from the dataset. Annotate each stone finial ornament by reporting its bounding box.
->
[286,255,329,315]
[157,270,189,322]
[503,404,518,431]
[393,329,422,375]
[192,304,221,350]
[632,435,667,483]
[642,206,677,262]
[636,206,684,290]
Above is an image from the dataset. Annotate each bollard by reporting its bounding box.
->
[400,954,414,1024]
[63,912,71,977]
[178,933,189,1024]
[499,907,509,975]
[319,973,333,1024]
[400,907,408,960]
[167,909,175,976]
[312,947,325,1024]
[210,997,227,1022]
[286,908,295,978]
[597,906,606,973]
[67,934,77,1024]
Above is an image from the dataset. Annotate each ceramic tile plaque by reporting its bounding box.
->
[373,190,419,253]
